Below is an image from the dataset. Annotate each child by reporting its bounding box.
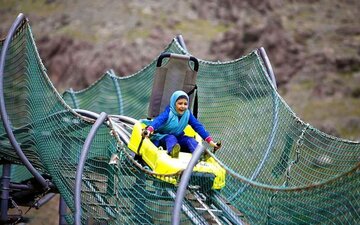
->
[143,90,220,158]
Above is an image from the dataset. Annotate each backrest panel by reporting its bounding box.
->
[148,54,197,118]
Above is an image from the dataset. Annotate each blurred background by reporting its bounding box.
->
[1,0,360,224]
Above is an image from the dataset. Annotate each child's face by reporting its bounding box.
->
[175,98,188,115]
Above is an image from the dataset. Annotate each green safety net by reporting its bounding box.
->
[1,17,359,224]
[62,67,152,118]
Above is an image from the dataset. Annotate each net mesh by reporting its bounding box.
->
[0,18,359,224]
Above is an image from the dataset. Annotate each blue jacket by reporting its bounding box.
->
[148,106,210,140]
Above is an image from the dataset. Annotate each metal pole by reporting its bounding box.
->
[171,144,205,225]
[176,34,189,53]
[68,88,79,109]
[59,196,68,225]
[109,71,124,115]
[259,47,277,89]
[74,112,107,225]
[34,193,56,209]
[0,164,11,222]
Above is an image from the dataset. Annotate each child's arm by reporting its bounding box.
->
[188,113,209,139]
[188,113,221,150]
[146,106,170,133]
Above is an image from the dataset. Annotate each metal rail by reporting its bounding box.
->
[168,190,209,225]
[74,112,107,225]
[259,47,277,89]
[171,144,206,225]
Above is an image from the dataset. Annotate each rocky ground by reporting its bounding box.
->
[1,0,360,224]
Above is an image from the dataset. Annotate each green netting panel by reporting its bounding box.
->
[0,44,28,183]
[8,165,33,183]
[0,19,46,186]
[63,67,154,118]
[132,45,359,223]
[193,50,359,224]
[62,72,125,115]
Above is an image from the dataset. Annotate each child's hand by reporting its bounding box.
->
[210,141,222,151]
[142,129,150,138]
